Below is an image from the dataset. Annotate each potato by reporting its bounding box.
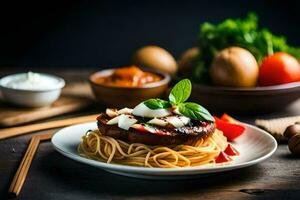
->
[178,47,200,76]
[132,46,177,75]
[210,47,259,87]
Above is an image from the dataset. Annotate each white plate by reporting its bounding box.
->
[51,122,277,179]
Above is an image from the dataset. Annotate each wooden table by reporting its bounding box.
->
[1,69,300,200]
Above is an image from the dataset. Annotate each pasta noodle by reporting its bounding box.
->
[78,129,228,168]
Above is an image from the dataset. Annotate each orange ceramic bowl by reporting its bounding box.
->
[89,69,170,108]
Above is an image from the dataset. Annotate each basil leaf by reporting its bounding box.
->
[143,99,171,110]
[169,79,192,104]
[178,102,214,122]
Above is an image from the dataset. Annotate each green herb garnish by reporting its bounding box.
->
[178,102,214,121]
[169,79,192,104]
[143,79,214,122]
[143,99,171,110]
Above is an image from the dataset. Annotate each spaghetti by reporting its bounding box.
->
[78,129,228,168]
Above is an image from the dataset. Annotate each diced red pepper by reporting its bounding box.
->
[220,113,240,124]
[215,151,232,163]
[214,116,245,141]
[224,144,240,156]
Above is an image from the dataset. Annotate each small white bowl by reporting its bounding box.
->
[0,73,65,108]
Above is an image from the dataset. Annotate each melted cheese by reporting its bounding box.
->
[107,114,137,130]
[106,108,118,117]
[132,103,171,118]
[118,107,133,115]
[131,124,156,133]
[148,118,168,127]
[107,105,190,130]
[106,115,121,124]
[118,114,137,130]
[166,116,190,128]
[147,115,190,128]
[106,108,133,117]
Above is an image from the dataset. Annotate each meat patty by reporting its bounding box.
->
[97,113,215,145]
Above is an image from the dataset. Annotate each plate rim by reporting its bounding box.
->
[51,122,277,173]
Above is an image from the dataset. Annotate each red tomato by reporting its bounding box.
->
[214,116,245,141]
[259,52,300,86]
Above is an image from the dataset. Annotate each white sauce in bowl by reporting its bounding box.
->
[0,72,65,91]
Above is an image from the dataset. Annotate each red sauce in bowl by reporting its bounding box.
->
[94,66,162,87]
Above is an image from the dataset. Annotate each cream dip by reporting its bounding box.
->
[1,72,64,91]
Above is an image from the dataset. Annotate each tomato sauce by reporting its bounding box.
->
[95,66,162,87]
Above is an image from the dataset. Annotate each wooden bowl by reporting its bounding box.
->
[89,69,170,108]
[190,82,300,114]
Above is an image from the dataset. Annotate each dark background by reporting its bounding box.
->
[0,0,299,69]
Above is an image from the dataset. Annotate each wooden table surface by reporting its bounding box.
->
[1,69,300,200]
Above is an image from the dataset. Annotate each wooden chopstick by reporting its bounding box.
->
[9,132,54,197]
[38,132,54,141]
[9,136,41,196]
[7,114,98,196]
[0,114,98,140]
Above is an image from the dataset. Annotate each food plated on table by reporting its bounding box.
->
[81,79,233,168]
[2,11,298,198]
[52,79,277,178]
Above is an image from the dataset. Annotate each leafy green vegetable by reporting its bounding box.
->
[178,102,214,121]
[142,79,214,122]
[169,79,192,104]
[143,98,171,110]
[194,12,300,83]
